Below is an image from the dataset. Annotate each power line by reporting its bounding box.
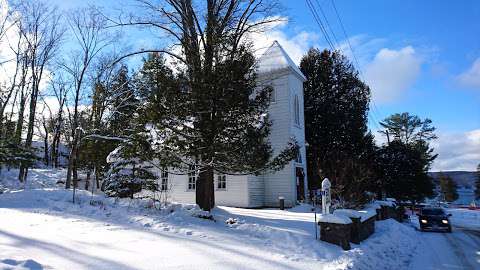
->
[305,0,336,52]
[313,0,341,49]
[330,0,361,76]
[328,0,384,130]
[306,0,385,131]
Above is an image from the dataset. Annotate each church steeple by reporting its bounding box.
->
[256,41,306,81]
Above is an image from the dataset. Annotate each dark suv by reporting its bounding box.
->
[418,208,452,232]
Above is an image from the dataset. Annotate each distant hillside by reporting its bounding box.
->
[429,171,477,189]
[429,171,478,205]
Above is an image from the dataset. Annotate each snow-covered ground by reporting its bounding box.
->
[0,168,431,269]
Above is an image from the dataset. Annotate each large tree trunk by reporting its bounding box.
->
[65,142,75,189]
[95,165,100,190]
[52,127,61,167]
[196,166,215,211]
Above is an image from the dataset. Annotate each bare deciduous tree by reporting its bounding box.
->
[107,0,288,211]
[15,0,64,182]
[62,6,118,201]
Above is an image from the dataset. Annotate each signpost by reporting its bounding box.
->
[321,178,331,215]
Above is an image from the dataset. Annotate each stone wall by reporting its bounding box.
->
[318,221,351,250]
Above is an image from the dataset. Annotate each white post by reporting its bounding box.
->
[321,178,331,214]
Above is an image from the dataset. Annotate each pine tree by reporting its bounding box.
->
[78,65,138,192]
[376,140,435,203]
[0,138,37,169]
[299,49,372,206]
[102,127,157,198]
[131,48,296,211]
[107,65,138,136]
[376,113,437,203]
[103,159,157,199]
[379,112,437,144]
[109,1,296,211]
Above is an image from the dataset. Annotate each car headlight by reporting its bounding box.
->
[421,219,428,224]
[442,220,449,224]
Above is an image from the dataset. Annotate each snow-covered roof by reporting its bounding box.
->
[256,41,306,81]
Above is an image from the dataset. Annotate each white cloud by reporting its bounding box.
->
[457,57,480,89]
[0,2,51,95]
[364,46,422,104]
[336,34,387,67]
[431,129,480,171]
[248,17,320,64]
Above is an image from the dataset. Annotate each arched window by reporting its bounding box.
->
[295,149,302,164]
[294,95,300,125]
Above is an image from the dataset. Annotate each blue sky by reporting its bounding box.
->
[279,0,480,131]
[41,0,480,171]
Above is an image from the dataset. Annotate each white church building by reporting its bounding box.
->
[164,41,309,208]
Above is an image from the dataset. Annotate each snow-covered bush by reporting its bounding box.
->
[103,159,157,199]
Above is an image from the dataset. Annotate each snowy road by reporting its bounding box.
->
[410,221,480,270]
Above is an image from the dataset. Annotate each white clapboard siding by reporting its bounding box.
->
[256,41,309,207]
[259,71,296,207]
[288,72,309,200]
[214,174,250,207]
[156,41,308,208]
[247,175,265,208]
[167,172,250,207]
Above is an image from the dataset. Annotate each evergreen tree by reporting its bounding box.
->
[107,0,295,211]
[102,124,157,198]
[376,141,435,203]
[0,138,37,169]
[379,112,437,144]
[103,156,157,199]
[78,65,139,192]
[439,173,459,202]
[299,48,372,206]
[377,113,437,203]
[131,46,296,211]
[107,65,138,136]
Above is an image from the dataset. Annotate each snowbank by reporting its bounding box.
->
[447,208,480,229]
[346,219,418,269]
[0,168,422,269]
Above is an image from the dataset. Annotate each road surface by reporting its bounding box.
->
[410,223,480,269]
